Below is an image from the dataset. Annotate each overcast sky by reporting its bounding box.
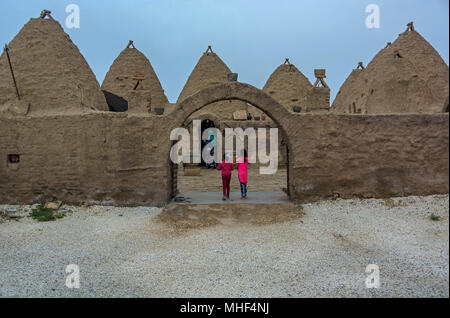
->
[1,0,448,103]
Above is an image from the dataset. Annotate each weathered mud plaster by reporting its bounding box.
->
[0,15,448,206]
[0,82,448,206]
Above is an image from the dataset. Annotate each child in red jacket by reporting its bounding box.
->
[217,153,234,200]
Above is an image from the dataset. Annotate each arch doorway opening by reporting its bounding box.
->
[200,119,217,167]
[168,82,296,204]
[174,103,290,204]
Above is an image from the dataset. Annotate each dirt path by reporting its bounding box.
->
[177,166,287,193]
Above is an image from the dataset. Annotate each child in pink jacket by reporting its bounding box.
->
[237,149,249,199]
[217,153,234,200]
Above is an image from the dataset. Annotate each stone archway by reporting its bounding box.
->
[166,82,297,200]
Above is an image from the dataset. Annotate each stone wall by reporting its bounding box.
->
[0,83,448,206]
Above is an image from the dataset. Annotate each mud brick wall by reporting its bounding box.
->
[0,113,170,206]
[287,113,449,201]
[0,83,448,206]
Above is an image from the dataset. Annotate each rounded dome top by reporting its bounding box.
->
[102,45,168,109]
[177,49,231,104]
[263,62,313,110]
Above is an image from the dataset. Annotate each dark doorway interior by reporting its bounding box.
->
[102,90,128,112]
[200,119,216,166]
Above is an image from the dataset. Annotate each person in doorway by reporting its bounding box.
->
[237,149,249,199]
[205,129,217,169]
[217,153,233,200]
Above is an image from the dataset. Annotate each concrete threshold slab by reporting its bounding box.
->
[174,190,290,205]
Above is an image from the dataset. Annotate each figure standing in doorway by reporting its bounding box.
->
[237,149,249,199]
[205,129,217,169]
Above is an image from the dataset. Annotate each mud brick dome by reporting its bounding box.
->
[0,14,448,207]
[179,46,263,122]
[263,59,331,113]
[177,47,233,103]
[0,13,108,115]
[332,23,449,114]
[102,42,169,111]
[263,60,313,111]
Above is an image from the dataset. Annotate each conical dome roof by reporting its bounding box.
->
[332,24,449,114]
[331,66,366,113]
[363,50,436,113]
[0,14,108,115]
[389,29,449,109]
[263,60,313,110]
[180,47,266,122]
[332,44,396,114]
[102,43,168,108]
[177,48,231,103]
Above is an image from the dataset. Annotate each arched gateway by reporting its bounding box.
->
[166,82,297,200]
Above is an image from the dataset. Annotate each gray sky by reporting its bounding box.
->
[1,0,448,103]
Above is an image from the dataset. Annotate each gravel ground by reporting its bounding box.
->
[0,194,448,298]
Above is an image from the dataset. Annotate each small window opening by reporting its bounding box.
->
[8,154,20,164]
